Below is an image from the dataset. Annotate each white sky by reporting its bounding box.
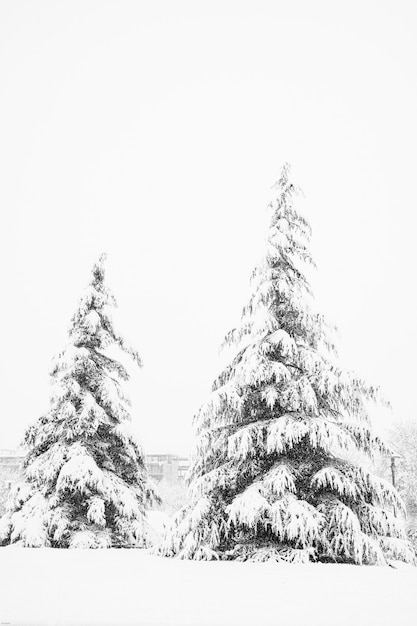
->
[1,0,416,456]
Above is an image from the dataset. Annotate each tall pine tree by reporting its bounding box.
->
[161,165,414,564]
[0,254,156,548]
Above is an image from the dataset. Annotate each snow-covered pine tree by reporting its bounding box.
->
[0,254,157,548]
[161,164,414,564]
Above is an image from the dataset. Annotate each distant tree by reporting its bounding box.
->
[389,422,417,522]
[154,480,188,516]
[374,421,417,526]
[161,164,414,564]
[0,255,157,548]
[0,483,8,517]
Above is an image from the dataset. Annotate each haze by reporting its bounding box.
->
[1,0,416,456]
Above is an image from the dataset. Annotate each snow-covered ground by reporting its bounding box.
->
[1,546,416,626]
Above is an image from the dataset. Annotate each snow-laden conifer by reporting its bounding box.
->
[161,165,414,564]
[0,254,156,548]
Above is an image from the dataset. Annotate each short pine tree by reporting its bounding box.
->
[0,255,156,548]
[161,165,414,564]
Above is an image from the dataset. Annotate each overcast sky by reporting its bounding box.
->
[1,0,416,456]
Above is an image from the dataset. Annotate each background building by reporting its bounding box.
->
[0,449,189,488]
[0,449,25,489]
[145,454,189,483]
